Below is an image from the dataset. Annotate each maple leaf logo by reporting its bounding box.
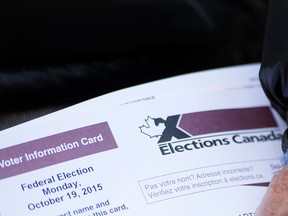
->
[139,116,165,138]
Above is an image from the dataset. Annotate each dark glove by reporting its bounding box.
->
[259,0,288,154]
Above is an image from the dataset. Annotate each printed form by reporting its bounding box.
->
[0,63,286,215]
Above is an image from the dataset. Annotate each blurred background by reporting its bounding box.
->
[0,0,269,130]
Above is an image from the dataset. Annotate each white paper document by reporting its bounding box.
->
[0,63,286,215]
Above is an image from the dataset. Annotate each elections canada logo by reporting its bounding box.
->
[139,115,190,143]
[139,107,281,155]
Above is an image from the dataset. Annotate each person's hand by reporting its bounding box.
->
[255,166,288,215]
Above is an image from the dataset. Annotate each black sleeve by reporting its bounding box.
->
[259,0,288,153]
